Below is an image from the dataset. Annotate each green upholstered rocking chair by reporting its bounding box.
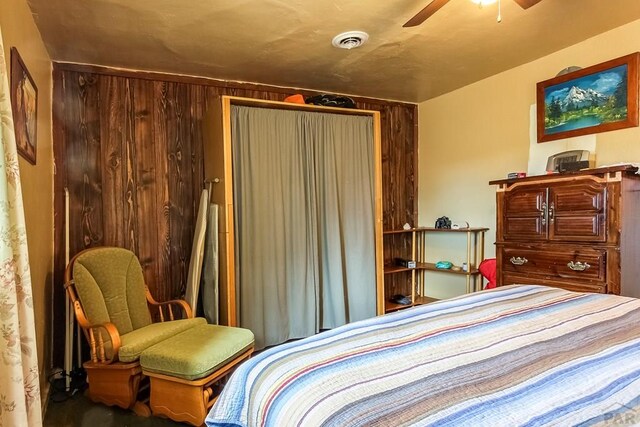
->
[64,246,206,416]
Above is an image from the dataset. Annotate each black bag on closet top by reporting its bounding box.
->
[305,94,356,109]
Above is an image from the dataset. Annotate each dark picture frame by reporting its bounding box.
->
[10,47,38,164]
[536,52,639,143]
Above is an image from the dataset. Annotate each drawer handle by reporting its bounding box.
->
[567,261,590,271]
[510,256,528,266]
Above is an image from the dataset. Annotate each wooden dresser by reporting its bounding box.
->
[490,165,640,297]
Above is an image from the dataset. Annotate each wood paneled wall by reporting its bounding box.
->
[52,62,417,362]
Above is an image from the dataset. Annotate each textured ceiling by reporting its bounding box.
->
[27,0,640,103]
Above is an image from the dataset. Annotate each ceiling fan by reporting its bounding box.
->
[403,0,543,27]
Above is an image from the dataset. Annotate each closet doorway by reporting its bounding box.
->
[204,96,383,349]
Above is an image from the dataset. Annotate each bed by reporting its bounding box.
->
[206,285,640,426]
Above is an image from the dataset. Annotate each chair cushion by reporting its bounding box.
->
[73,247,152,334]
[118,317,207,362]
[140,324,255,380]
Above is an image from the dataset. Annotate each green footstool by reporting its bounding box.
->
[140,324,254,426]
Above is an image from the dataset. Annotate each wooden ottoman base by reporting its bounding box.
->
[144,347,252,426]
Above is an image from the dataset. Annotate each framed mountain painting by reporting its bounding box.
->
[536,52,639,143]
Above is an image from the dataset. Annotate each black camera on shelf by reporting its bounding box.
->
[435,216,452,229]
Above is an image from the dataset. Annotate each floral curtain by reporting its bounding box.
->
[0,27,42,427]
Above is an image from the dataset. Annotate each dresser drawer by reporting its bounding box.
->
[500,246,606,282]
[501,272,606,294]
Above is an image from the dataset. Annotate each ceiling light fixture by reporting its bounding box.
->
[470,0,497,5]
[332,31,369,50]
[470,0,502,22]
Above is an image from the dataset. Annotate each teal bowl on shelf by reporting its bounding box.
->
[435,261,453,269]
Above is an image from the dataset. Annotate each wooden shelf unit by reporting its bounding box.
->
[383,227,488,313]
[384,295,440,312]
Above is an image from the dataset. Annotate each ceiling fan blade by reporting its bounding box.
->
[403,0,451,27]
[512,0,543,9]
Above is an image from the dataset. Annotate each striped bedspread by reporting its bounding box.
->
[206,285,640,426]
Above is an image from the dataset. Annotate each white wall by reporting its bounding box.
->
[418,19,640,299]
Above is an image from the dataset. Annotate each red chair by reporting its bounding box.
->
[478,258,497,289]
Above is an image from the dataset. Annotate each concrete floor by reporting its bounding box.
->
[44,391,188,427]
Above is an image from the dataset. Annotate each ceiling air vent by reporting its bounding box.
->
[332,31,369,50]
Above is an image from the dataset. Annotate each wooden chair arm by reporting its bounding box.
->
[64,277,121,364]
[145,286,193,320]
[84,321,121,365]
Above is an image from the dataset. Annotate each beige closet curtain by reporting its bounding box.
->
[0,28,42,427]
[231,106,376,349]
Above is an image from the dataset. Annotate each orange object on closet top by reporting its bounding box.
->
[283,94,305,104]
